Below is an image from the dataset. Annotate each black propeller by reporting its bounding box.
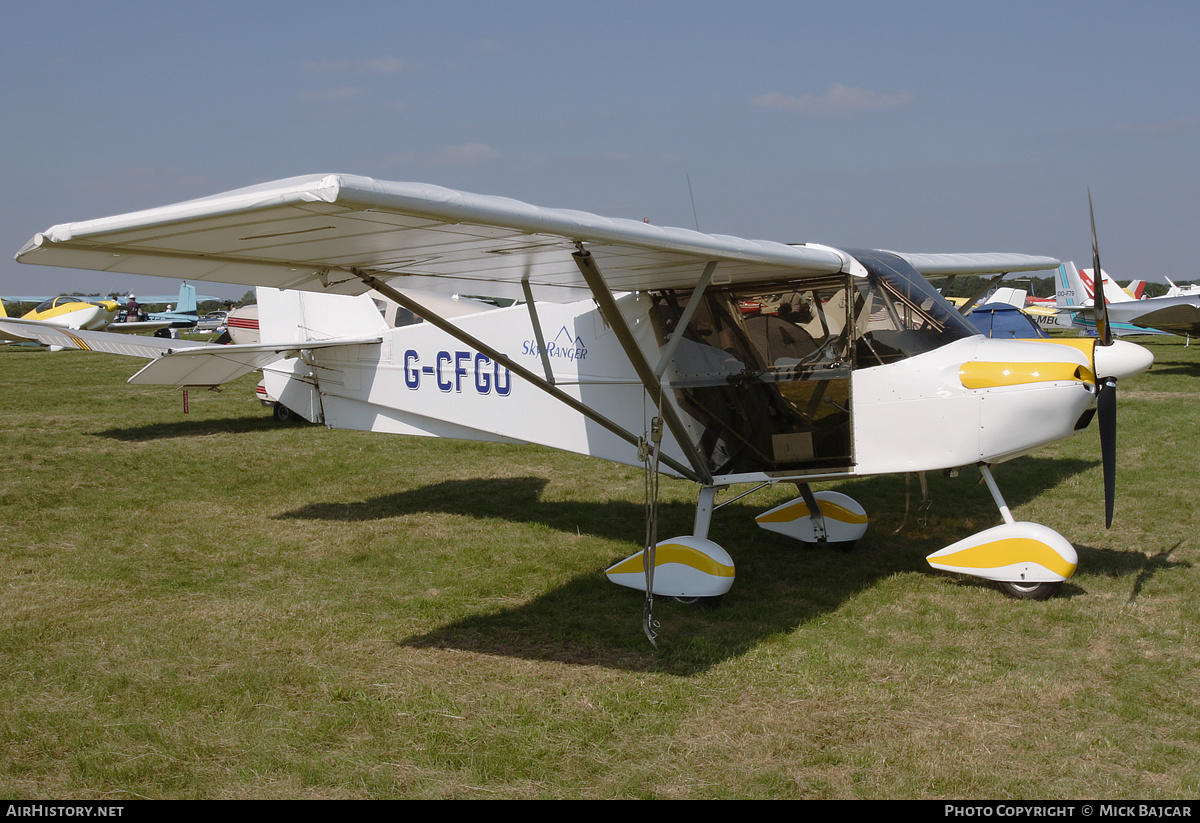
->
[1089,189,1117,528]
[1089,189,1112,347]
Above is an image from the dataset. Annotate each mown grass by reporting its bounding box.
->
[2,337,1199,798]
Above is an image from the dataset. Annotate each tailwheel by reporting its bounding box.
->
[996,580,1062,601]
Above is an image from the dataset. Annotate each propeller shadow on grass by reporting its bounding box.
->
[270,454,1162,674]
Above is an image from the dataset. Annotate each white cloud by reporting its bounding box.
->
[302,57,411,74]
[432,143,502,166]
[752,83,915,114]
[296,86,366,102]
[359,57,410,74]
[1114,117,1197,137]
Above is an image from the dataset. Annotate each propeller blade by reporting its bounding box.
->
[1089,188,1113,347]
[1097,375,1117,528]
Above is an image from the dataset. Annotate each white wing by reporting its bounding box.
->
[18,174,850,302]
[894,252,1061,276]
[17,174,1059,301]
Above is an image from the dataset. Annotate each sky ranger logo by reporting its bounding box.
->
[522,326,588,361]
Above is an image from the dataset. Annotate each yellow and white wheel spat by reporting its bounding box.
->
[755,490,869,545]
[925,521,1078,584]
[605,536,735,599]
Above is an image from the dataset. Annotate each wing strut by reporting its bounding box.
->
[957,273,1008,315]
[653,260,717,379]
[353,269,703,482]
[572,249,714,486]
[521,279,555,385]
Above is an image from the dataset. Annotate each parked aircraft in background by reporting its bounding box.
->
[0,294,169,346]
[1165,277,1200,298]
[123,281,206,328]
[1056,261,1198,339]
[0,280,218,347]
[948,285,1068,333]
[7,174,1154,641]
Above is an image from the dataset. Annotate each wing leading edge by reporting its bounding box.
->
[17,174,851,302]
[17,174,1060,300]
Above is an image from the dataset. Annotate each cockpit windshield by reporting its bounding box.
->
[847,249,978,367]
[33,296,103,313]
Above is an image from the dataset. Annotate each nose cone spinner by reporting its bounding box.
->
[1093,339,1154,380]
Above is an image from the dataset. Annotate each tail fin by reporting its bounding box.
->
[0,300,7,319]
[1056,261,1087,309]
[1082,267,1134,304]
[1127,280,1147,299]
[257,287,389,343]
[175,282,197,315]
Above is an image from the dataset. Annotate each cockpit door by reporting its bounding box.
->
[652,275,854,479]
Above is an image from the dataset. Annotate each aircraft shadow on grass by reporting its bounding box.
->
[94,416,284,442]
[271,454,1177,674]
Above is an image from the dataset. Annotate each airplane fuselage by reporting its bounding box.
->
[258,251,1138,488]
[22,297,119,330]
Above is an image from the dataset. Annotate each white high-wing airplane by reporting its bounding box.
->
[1056,261,1200,339]
[8,174,1154,630]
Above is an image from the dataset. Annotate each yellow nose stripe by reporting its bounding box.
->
[959,361,1093,390]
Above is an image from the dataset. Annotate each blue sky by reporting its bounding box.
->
[3,1,1198,300]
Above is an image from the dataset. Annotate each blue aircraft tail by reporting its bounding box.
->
[175,282,197,315]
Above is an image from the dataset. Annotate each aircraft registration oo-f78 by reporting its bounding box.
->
[8,174,1154,640]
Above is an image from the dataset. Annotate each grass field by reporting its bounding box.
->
[2,336,1199,799]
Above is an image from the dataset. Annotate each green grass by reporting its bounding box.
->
[2,337,1199,798]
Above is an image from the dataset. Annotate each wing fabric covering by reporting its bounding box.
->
[896,252,1060,276]
[19,174,1060,301]
[19,174,856,302]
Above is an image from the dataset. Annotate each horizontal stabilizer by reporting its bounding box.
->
[127,336,382,387]
[0,317,207,354]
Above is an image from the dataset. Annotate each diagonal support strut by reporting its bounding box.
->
[352,269,702,482]
[572,249,713,486]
